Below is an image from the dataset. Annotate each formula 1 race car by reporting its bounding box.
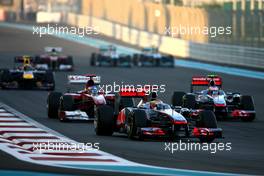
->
[133,47,174,67]
[47,74,107,121]
[0,56,55,90]
[172,75,256,122]
[94,90,223,142]
[34,47,74,71]
[90,45,132,67]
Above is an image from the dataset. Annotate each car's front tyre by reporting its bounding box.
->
[47,92,62,119]
[95,105,114,136]
[127,110,148,139]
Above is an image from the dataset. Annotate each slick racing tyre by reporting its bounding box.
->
[112,59,118,67]
[155,59,161,67]
[172,91,186,106]
[95,105,114,136]
[120,97,134,109]
[197,110,217,143]
[198,110,217,128]
[126,56,133,68]
[114,93,134,115]
[67,56,73,65]
[66,56,74,71]
[0,69,11,89]
[240,95,255,122]
[133,54,139,66]
[240,95,254,111]
[127,110,148,139]
[90,53,96,66]
[183,94,196,109]
[59,95,75,122]
[45,71,55,91]
[47,92,62,118]
[167,55,175,68]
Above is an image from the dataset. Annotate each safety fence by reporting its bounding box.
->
[64,12,264,69]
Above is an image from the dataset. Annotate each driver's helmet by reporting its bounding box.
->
[208,86,219,95]
[85,86,98,95]
[150,101,157,109]
[207,80,219,95]
[150,99,162,109]
[85,79,95,91]
[150,92,158,101]
[90,86,98,95]
[51,48,57,55]
[209,80,216,87]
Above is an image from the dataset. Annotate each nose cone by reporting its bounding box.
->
[162,109,187,122]
[213,95,226,106]
[172,113,187,124]
[23,72,34,79]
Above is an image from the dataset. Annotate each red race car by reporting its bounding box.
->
[35,47,73,71]
[47,74,107,121]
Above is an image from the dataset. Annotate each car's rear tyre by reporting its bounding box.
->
[127,56,133,67]
[90,53,96,66]
[114,93,134,115]
[67,56,73,65]
[240,95,255,122]
[240,95,254,110]
[127,110,148,139]
[197,110,217,143]
[183,94,196,109]
[45,71,55,91]
[120,97,134,109]
[172,91,186,106]
[155,59,161,67]
[168,55,175,68]
[0,69,11,89]
[66,56,74,71]
[112,59,118,67]
[47,92,62,118]
[133,54,139,66]
[95,105,114,136]
[34,56,41,64]
[0,69,10,81]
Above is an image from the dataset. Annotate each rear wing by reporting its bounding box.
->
[191,75,222,92]
[45,47,62,53]
[119,87,151,98]
[68,74,101,84]
[119,90,146,98]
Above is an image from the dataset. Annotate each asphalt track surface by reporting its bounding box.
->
[0,26,264,175]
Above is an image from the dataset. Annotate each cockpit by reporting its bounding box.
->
[156,103,171,110]
[202,89,225,96]
[139,101,171,110]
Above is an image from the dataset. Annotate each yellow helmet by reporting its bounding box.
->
[22,56,31,66]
